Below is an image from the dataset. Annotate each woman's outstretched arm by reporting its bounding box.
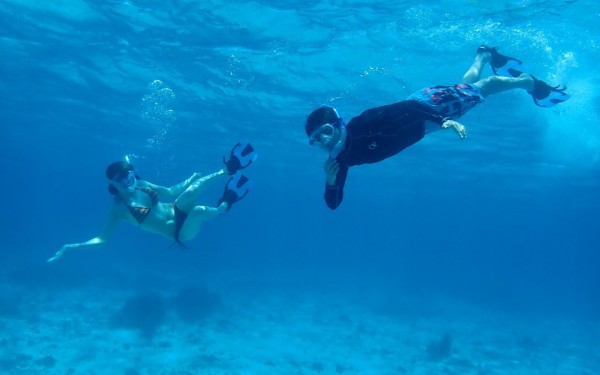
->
[47,206,120,263]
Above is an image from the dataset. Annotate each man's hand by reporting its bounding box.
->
[324,159,339,186]
[442,119,468,139]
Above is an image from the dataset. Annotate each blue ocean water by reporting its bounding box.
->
[1,0,599,373]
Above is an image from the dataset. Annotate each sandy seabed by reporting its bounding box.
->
[1,284,598,375]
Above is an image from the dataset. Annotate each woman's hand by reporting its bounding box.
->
[47,244,74,263]
[324,159,340,186]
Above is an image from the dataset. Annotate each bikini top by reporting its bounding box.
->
[127,188,159,224]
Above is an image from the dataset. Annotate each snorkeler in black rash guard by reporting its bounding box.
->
[306,46,570,210]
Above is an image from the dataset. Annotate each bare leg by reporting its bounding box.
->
[461,51,491,84]
[463,49,535,97]
[474,73,535,98]
[174,169,227,212]
[177,204,228,241]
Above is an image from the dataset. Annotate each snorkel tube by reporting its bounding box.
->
[328,108,346,159]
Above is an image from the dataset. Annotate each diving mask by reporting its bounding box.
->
[113,170,137,193]
[308,123,336,145]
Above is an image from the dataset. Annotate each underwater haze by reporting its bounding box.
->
[1,0,599,374]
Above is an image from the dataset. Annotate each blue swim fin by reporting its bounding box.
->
[224,141,257,175]
[478,45,527,78]
[529,75,570,107]
[218,172,251,210]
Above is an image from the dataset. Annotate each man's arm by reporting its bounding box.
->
[409,101,468,139]
[323,159,348,210]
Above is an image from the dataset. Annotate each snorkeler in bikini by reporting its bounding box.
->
[48,142,256,262]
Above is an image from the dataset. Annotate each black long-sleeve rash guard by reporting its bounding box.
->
[324,100,446,210]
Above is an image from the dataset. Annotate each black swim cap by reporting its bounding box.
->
[305,106,342,136]
[105,161,134,180]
